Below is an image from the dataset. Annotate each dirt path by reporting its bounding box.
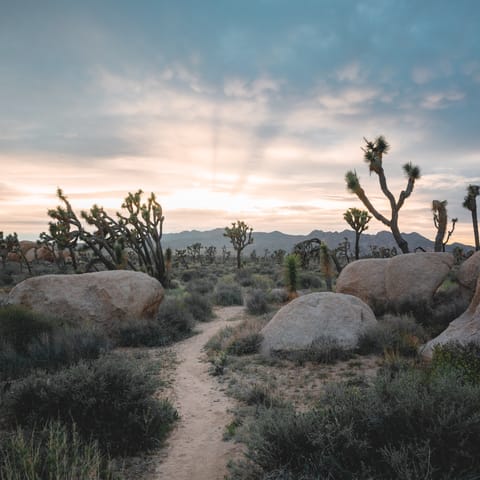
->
[154,306,245,480]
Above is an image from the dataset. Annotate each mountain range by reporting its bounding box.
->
[162,228,472,256]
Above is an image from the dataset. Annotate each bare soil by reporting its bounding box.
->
[152,306,245,480]
[120,305,381,480]
[119,306,244,480]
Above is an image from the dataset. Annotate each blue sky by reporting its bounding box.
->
[1,0,479,245]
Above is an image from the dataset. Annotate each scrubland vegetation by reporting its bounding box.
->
[1,167,479,479]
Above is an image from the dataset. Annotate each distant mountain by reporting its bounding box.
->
[162,228,472,255]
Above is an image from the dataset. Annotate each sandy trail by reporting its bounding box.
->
[154,306,244,480]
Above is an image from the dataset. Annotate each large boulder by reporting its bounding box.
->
[24,245,55,263]
[457,251,480,299]
[260,292,377,356]
[336,252,454,311]
[422,276,480,358]
[6,270,164,333]
[334,259,387,307]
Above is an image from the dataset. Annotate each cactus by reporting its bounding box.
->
[284,254,300,300]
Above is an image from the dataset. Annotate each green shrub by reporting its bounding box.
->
[229,366,480,479]
[184,291,213,322]
[0,306,60,354]
[298,271,323,289]
[275,336,353,365]
[0,326,109,381]
[235,269,254,287]
[235,383,282,408]
[0,421,116,480]
[267,288,289,304]
[3,354,178,456]
[112,319,168,347]
[245,289,269,315]
[226,332,263,356]
[432,341,480,384]
[186,277,216,295]
[156,296,195,340]
[358,314,426,357]
[206,318,266,358]
[213,282,243,306]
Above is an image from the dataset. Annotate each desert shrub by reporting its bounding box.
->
[0,306,61,354]
[229,366,480,479]
[213,282,243,306]
[234,382,282,408]
[246,289,270,315]
[358,314,427,357]
[0,326,109,381]
[390,285,469,338]
[267,288,289,304]
[180,269,202,282]
[0,421,115,480]
[274,336,353,365]
[184,291,213,322]
[205,325,235,353]
[251,274,273,291]
[156,296,195,340]
[209,351,228,376]
[185,277,216,295]
[227,332,263,356]
[112,319,168,347]
[432,341,480,384]
[2,354,178,456]
[206,317,267,359]
[298,271,323,289]
[235,268,254,287]
[0,272,14,286]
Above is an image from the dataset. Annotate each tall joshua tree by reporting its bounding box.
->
[345,136,420,254]
[463,185,480,251]
[343,207,372,260]
[432,200,457,252]
[224,220,253,269]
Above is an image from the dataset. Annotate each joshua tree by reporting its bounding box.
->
[164,247,172,288]
[320,242,334,291]
[432,200,457,252]
[345,136,420,254]
[463,185,480,251]
[224,220,254,269]
[284,254,300,300]
[204,246,217,264]
[343,207,372,260]
[293,238,321,268]
[42,188,166,283]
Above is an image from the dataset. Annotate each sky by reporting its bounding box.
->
[1,0,479,246]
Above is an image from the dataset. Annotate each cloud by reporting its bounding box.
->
[421,90,465,109]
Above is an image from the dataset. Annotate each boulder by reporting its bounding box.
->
[385,253,453,307]
[335,259,387,307]
[6,270,164,333]
[260,292,377,356]
[336,253,453,311]
[457,251,480,297]
[422,276,480,358]
[24,246,55,263]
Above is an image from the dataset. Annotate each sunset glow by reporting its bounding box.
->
[1,1,479,247]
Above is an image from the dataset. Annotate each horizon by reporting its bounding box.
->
[1,1,479,246]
